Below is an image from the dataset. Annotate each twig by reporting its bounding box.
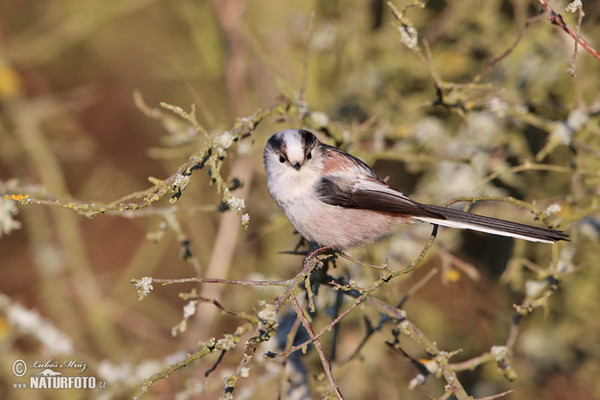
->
[476,390,514,400]
[329,288,344,361]
[478,161,599,189]
[396,318,471,399]
[276,282,372,359]
[4,99,290,218]
[274,246,331,313]
[472,13,545,83]
[567,2,585,76]
[278,314,303,397]
[204,349,227,377]
[133,322,254,399]
[223,303,278,396]
[394,224,438,276]
[349,268,438,360]
[397,267,438,308]
[437,249,480,283]
[275,227,438,359]
[290,295,344,399]
[150,277,290,286]
[442,196,544,223]
[336,252,390,270]
[450,352,495,372]
[537,0,600,62]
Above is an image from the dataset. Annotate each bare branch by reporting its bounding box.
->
[290,295,344,399]
[537,0,600,62]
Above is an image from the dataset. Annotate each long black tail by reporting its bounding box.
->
[415,204,569,243]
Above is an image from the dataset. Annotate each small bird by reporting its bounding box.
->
[263,129,569,252]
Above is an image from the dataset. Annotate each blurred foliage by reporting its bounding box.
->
[0,0,599,399]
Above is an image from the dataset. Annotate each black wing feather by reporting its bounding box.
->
[315,177,569,242]
[316,176,443,219]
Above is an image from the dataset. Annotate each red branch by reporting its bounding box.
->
[537,0,600,62]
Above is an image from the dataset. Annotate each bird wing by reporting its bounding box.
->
[315,175,442,219]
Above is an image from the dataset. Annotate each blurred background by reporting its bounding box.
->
[0,0,599,399]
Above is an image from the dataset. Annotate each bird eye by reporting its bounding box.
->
[307,152,312,160]
[278,155,285,163]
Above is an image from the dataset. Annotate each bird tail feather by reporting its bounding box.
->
[415,204,569,243]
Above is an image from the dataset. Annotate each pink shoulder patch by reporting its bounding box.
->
[322,150,352,174]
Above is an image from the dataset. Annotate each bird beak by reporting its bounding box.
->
[293,162,301,170]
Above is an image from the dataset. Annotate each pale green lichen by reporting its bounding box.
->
[134,277,154,300]
[183,300,198,319]
[1,294,74,354]
[226,195,245,214]
[565,0,583,13]
[0,198,21,237]
[216,334,239,351]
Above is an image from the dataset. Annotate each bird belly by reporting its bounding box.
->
[283,196,402,250]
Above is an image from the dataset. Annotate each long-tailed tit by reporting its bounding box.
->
[263,129,569,252]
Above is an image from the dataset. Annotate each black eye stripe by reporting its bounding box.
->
[267,134,286,153]
[298,129,317,148]
[298,130,318,160]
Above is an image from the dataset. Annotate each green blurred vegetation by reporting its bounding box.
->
[0,0,599,399]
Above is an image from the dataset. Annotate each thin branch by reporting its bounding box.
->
[441,196,544,218]
[398,267,438,308]
[537,0,600,62]
[274,246,331,313]
[336,252,390,270]
[450,352,495,372]
[133,322,253,399]
[567,3,585,76]
[472,13,545,83]
[150,277,289,287]
[348,268,438,360]
[275,227,438,359]
[277,283,372,358]
[278,314,303,397]
[290,295,344,399]
[476,390,515,400]
[478,161,599,189]
[396,319,471,399]
[3,99,290,218]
